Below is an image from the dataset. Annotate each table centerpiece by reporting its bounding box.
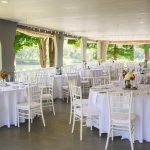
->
[55,67,62,75]
[0,71,8,86]
[123,69,136,89]
[83,60,87,68]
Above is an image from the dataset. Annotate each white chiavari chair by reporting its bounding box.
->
[27,71,38,84]
[62,73,79,103]
[41,77,55,115]
[71,85,101,140]
[105,91,136,150]
[37,74,48,87]
[16,84,45,132]
[68,78,87,125]
[91,75,111,87]
[80,69,91,95]
[15,72,27,83]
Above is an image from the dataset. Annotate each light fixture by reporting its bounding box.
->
[1,0,8,4]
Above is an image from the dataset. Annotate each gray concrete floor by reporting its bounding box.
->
[0,99,150,150]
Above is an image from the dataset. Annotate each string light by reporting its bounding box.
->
[18,24,81,38]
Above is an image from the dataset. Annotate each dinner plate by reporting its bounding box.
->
[99,91,107,93]
[22,83,28,85]
[0,84,10,87]
[12,82,19,84]
[12,86,19,89]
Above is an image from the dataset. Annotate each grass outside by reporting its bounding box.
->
[15,64,41,72]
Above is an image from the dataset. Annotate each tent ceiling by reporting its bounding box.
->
[0,0,150,40]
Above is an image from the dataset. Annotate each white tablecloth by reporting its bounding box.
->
[88,85,150,143]
[79,68,103,78]
[53,74,81,99]
[0,82,27,127]
[53,75,64,99]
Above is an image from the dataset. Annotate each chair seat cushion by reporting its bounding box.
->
[75,106,100,117]
[62,85,69,89]
[42,94,52,100]
[81,80,89,84]
[73,99,88,106]
[17,102,40,110]
[111,112,136,124]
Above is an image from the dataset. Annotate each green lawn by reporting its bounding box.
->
[15,64,41,71]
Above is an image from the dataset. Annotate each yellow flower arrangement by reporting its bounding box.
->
[124,71,135,80]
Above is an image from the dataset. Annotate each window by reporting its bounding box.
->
[63,38,82,65]
[134,45,145,61]
[86,42,97,61]
[15,45,40,71]
[14,31,50,71]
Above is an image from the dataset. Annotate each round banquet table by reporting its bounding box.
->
[53,74,81,99]
[0,82,27,127]
[88,84,150,143]
[53,75,63,99]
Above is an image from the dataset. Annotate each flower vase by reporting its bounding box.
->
[98,61,101,66]
[130,80,134,88]
[2,79,6,87]
[125,80,131,88]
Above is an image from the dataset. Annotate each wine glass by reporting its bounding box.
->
[8,74,11,82]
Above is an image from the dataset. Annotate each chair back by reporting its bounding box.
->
[68,78,78,104]
[41,77,54,100]
[81,69,91,80]
[91,76,110,87]
[27,71,38,84]
[67,73,79,86]
[27,84,42,107]
[107,91,133,122]
[15,72,27,82]
[71,85,82,110]
[90,69,103,78]
[37,74,48,87]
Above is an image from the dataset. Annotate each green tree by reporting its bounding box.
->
[67,38,97,61]
[107,44,116,59]
[87,43,97,49]
[13,31,41,54]
[107,44,134,60]
[139,44,150,50]
[67,38,81,48]
[67,38,97,49]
